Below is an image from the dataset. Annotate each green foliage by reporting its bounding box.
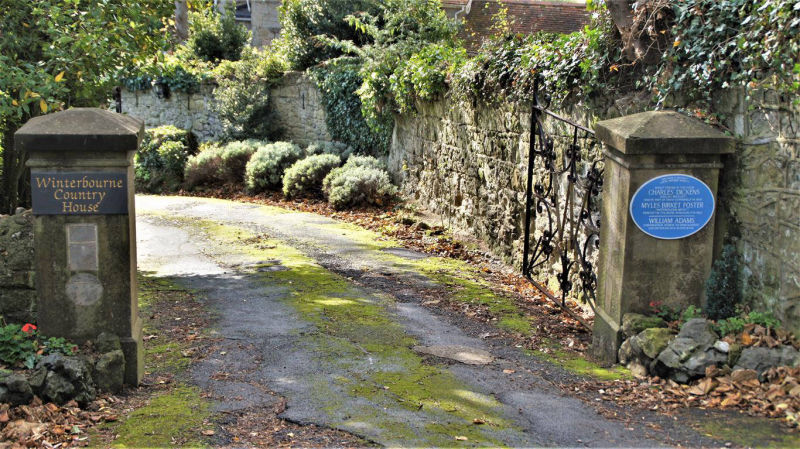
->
[276,0,380,70]
[187,3,250,63]
[282,153,342,199]
[219,139,264,183]
[184,144,225,189]
[0,0,173,212]
[652,0,800,106]
[121,53,217,95]
[0,323,77,369]
[135,126,197,193]
[390,43,467,113]
[704,244,743,320]
[304,141,354,160]
[715,311,782,337]
[648,300,683,323]
[682,305,703,322]
[245,142,304,192]
[310,58,391,156]
[343,0,460,132]
[324,165,397,210]
[212,52,287,140]
[0,324,38,368]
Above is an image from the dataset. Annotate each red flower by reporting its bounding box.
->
[21,323,37,333]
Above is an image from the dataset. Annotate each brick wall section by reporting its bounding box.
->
[0,209,36,324]
[461,1,590,51]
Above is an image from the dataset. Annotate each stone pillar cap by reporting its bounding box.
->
[15,108,144,153]
[594,110,734,155]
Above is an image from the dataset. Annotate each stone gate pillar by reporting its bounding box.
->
[16,108,144,385]
[591,111,734,365]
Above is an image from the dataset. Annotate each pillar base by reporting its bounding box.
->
[120,318,143,386]
[591,308,622,367]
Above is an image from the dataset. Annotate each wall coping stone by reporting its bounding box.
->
[594,110,735,155]
[15,108,144,153]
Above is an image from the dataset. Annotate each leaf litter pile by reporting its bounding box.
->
[576,324,800,430]
[0,397,120,448]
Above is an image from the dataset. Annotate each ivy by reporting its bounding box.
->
[310,58,390,156]
[653,0,800,106]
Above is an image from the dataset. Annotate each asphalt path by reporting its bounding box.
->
[135,195,717,448]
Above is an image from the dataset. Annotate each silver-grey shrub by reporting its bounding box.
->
[245,142,304,192]
[325,165,397,210]
[322,154,386,193]
[304,141,354,160]
[282,154,341,199]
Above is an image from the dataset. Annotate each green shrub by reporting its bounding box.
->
[219,139,264,182]
[187,4,250,63]
[282,154,341,199]
[135,126,197,193]
[212,53,286,140]
[304,141,353,160]
[184,144,225,189]
[325,165,397,210]
[245,142,304,192]
[276,0,380,70]
[704,244,743,320]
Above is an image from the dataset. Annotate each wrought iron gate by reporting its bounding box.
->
[521,81,604,328]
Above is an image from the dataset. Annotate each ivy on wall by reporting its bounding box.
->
[310,58,390,157]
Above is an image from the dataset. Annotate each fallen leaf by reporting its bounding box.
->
[201,429,215,436]
[454,436,468,441]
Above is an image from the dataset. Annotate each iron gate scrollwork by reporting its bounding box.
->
[521,80,603,328]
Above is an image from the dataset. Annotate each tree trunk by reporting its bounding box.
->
[607,0,669,65]
[1,127,17,214]
[1,124,30,214]
[174,1,189,42]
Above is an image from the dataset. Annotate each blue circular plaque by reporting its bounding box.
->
[630,174,715,240]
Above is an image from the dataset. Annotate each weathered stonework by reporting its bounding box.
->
[714,89,800,335]
[389,98,606,295]
[119,72,330,147]
[270,72,332,147]
[0,209,36,323]
[250,0,282,48]
[390,90,800,335]
[120,83,223,142]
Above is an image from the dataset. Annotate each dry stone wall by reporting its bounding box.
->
[119,72,330,147]
[390,90,800,333]
[120,83,223,142]
[0,209,35,324]
[270,72,332,147]
[389,98,612,297]
[715,89,800,333]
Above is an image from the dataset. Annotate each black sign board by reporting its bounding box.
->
[31,171,128,215]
